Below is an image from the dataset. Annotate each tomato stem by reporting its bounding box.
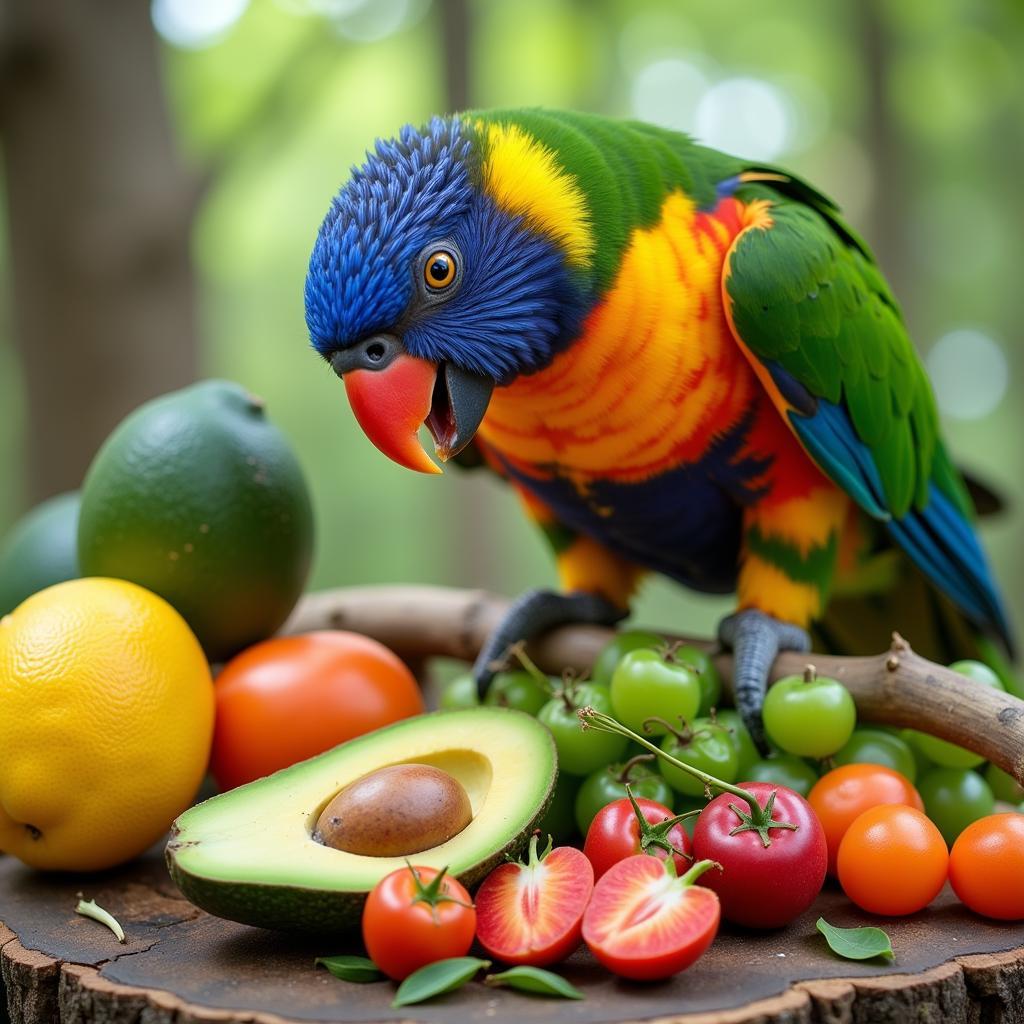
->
[579,707,800,846]
[505,641,554,695]
[641,714,693,744]
[624,784,693,862]
[405,862,474,923]
[616,753,655,785]
[803,664,817,684]
[678,858,722,887]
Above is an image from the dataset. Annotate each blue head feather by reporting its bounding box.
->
[304,117,589,384]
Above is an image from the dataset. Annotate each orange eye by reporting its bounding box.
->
[423,250,457,290]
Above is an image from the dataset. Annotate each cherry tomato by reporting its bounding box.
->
[659,719,738,797]
[475,834,594,965]
[439,673,479,709]
[538,683,627,775]
[484,670,551,715]
[692,782,827,928]
[592,630,663,687]
[985,763,1024,805]
[918,767,995,845]
[362,864,475,980]
[836,805,948,916]
[211,631,423,791]
[583,795,691,879]
[715,709,762,777]
[744,754,819,797]
[575,756,673,836]
[610,649,701,737]
[949,813,1024,920]
[808,763,924,875]
[582,855,720,980]
[762,667,856,758]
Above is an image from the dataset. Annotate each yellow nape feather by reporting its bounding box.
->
[479,121,594,268]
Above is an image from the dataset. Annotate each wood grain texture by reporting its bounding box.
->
[3,843,1024,1024]
[285,585,1024,782]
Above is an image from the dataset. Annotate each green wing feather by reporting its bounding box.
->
[724,183,964,519]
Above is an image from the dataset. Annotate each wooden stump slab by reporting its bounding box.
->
[2,848,1024,1024]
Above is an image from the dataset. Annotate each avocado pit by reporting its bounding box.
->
[313,763,473,857]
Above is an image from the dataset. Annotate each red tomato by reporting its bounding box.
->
[808,764,924,875]
[693,782,827,928]
[211,631,424,790]
[583,796,692,880]
[836,804,947,916]
[475,834,594,965]
[362,865,476,981]
[949,813,1024,920]
[582,855,720,980]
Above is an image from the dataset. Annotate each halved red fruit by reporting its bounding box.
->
[582,855,720,981]
[475,834,594,966]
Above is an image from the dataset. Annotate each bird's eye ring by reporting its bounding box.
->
[423,250,457,290]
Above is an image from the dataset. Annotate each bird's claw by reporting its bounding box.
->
[472,589,626,697]
[717,609,811,754]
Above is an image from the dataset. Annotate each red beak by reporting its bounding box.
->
[342,355,442,475]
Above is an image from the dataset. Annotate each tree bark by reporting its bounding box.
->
[0,0,200,504]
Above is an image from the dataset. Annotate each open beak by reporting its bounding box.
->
[331,335,494,475]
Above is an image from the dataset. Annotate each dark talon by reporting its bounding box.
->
[717,609,811,754]
[472,589,626,697]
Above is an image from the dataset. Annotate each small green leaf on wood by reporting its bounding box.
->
[75,898,126,943]
[392,957,491,1007]
[314,955,384,983]
[816,917,894,961]
[485,966,584,999]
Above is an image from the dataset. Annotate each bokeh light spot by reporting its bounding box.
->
[695,77,792,160]
[927,329,1008,421]
[151,0,249,49]
[631,58,709,132]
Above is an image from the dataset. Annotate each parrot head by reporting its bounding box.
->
[304,116,590,473]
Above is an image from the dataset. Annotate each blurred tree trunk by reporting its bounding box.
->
[857,0,911,310]
[0,0,199,504]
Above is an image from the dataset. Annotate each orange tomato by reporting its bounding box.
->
[808,763,924,875]
[836,805,948,916]
[949,813,1024,920]
[211,631,424,790]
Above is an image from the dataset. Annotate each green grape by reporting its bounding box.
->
[984,762,1024,805]
[714,709,762,777]
[671,644,723,716]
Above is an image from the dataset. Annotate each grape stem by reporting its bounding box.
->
[579,707,799,848]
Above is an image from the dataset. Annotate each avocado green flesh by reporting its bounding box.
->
[167,708,556,932]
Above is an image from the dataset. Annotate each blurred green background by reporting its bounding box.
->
[1,0,1021,643]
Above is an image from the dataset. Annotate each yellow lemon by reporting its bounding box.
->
[0,578,214,871]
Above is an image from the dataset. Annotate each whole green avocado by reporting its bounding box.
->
[77,380,314,661]
[0,491,81,615]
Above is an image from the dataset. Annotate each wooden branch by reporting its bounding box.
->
[286,585,1024,784]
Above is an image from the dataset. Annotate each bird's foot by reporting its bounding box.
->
[717,609,811,753]
[473,589,626,697]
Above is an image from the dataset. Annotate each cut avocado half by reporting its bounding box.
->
[166,707,556,931]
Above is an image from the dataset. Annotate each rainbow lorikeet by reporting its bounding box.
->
[304,109,1014,745]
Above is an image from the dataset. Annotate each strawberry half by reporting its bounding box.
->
[474,833,594,966]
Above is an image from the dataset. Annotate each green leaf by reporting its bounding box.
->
[816,917,894,962]
[314,955,384,983]
[391,957,491,1007]
[484,966,584,1000]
